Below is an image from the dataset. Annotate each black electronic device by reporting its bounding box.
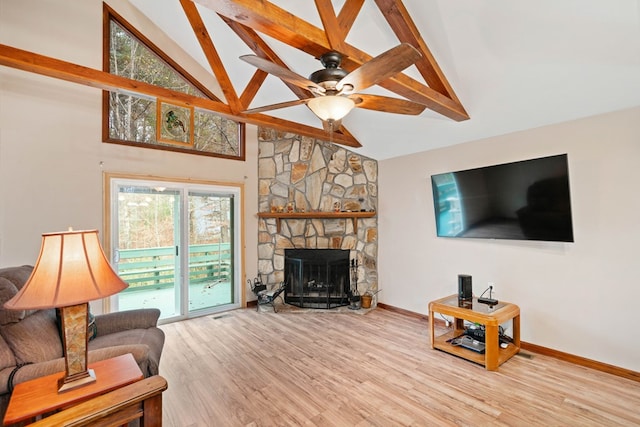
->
[464,327,485,342]
[478,297,499,305]
[431,154,574,242]
[463,325,510,346]
[458,274,472,301]
[451,335,485,354]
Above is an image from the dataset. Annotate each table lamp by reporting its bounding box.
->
[4,229,128,392]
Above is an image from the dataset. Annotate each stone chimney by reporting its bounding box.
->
[256,128,378,300]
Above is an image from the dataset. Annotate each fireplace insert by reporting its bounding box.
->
[284,249,350,309]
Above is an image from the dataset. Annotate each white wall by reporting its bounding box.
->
[379,106,640,372]
[0,0,258,309]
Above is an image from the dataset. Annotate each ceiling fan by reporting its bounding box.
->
[239,43,426,129]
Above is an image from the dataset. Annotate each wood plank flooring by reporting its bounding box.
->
[159,308,640,426]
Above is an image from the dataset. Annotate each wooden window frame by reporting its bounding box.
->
[102,3,245,161]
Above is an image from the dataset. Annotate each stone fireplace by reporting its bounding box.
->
[256,128,378,305]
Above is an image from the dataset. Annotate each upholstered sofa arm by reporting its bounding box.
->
[93,309,161,336]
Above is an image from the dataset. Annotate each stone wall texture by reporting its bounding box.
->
[257,128,378,299]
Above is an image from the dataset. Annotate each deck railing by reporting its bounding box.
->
[116,243,231,291]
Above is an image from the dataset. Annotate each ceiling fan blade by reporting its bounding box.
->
[240,55,325,94]
[243,98,310,114]
[336,43,422,93]
[351,94,426,115]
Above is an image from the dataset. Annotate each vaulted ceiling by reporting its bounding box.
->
[131,0,640,159]
[2,1,639,159]
[126,0,471,153]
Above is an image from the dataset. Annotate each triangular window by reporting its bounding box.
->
[103,5,244,159]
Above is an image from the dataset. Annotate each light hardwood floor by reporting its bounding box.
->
[159,307,640,426]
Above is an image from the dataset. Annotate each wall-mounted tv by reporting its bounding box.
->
[431,154,574,242]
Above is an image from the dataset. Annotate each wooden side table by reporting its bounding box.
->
[3,353,143,426]
[429,294,520,371]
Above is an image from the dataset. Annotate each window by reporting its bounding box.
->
[106,174,244,321]
[103,5,244,159]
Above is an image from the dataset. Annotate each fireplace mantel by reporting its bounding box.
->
[257,211,376,233]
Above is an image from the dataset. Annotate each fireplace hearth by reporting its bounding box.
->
[284,249,350,309]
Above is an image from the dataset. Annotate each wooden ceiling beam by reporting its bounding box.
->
[338,0,365,35]
[198,0,329,58]
[239,69,268,108]
[179,0,242,112]
[0,44,360,148]
[338,45,468,120]
[220,16,314,104]
[193,0,469,121]
[222,13,362,146]
[374,0,464,106]
[314,0,347,51]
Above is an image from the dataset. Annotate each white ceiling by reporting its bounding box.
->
[129,0,640,160]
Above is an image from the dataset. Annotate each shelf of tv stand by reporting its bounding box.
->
[257,211,376,233]
[428,295,520,371]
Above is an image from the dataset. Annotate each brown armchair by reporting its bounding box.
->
[0,265,165,420]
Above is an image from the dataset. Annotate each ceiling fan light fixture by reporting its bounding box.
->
[307,96,355,122]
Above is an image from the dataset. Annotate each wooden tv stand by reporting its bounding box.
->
[429,295,520,371]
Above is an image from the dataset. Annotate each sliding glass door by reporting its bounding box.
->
[108,177,241,321]
[186,191,235,313]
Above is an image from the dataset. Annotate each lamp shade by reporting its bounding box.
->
[307,95,356,121]
[4,229,128,310]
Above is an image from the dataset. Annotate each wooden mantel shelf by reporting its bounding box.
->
[257,211,376,233]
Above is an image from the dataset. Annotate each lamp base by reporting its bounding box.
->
[58,368,96,393]
[58,303,93,393]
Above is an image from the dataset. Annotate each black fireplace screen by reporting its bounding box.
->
[284,249,350,309]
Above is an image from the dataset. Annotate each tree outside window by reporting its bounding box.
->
[104,10,244,159]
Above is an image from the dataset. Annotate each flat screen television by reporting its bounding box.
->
[431,154,574,242]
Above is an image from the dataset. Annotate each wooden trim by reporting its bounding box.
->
[220,17,315,104]
[238,180,247,309]
[29,376,167,426]
[520,342,640,383]
[256,211,376,219]
[104,120,247,162]
[0,43,360,148]
[104,3,220,102]
[315,0,347,51]
[156,100,195,147]
[338,0,366,35]
[377,303,640,383]
[198,0,470,122]
[4,354,144,425]
[374,0,463,102]
[376,303,429,322]
[257,211,375,233]
[102,4,247,160]
[103,135,246,161]
[102,173,246,313]
[8,1,471,150]
[179,0,242,112]
[102,5,113,145]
